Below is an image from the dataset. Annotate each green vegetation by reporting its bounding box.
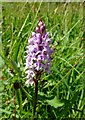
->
[0,2,84,119]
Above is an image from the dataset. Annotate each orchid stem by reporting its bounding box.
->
[33,80,38,120]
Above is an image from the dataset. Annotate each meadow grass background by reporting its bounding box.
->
[0,2,85,119]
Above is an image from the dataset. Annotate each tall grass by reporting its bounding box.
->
[0,2,84,119]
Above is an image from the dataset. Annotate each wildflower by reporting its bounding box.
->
[25,19,52,85]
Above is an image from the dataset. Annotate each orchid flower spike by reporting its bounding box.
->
[25,19,53,85]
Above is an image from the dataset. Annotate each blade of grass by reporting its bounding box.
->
[9,3,35,57]
[60,17,83,41]
[49,56,83,94]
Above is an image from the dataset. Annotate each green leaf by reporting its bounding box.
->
[38,92,54,101]
[0,108,11,115]
[16,88,23,115]
[46,96,64,108]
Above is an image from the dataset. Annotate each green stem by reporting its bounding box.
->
[33,80,38,120]
[16,89,23,117]
[14,90,16,120]
[18,89,23,115]
[21,85,32,100]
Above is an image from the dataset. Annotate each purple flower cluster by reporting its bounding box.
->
[25,19,52,85]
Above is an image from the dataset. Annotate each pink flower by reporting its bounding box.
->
[25,19,52,85]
